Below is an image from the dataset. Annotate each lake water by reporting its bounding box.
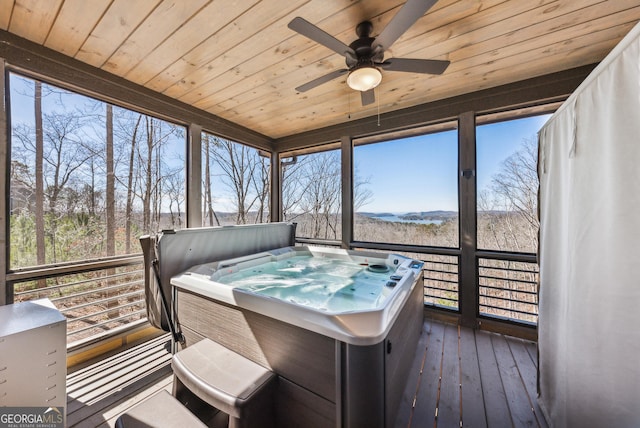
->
[371,215,443,225]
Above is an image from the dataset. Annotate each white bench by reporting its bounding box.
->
[172,338,275,428]
[116,338,275,428]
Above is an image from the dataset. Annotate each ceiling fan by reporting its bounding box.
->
[288,0,450,106]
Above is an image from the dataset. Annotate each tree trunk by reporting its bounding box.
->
[90,159,96,216]
[203,135,219,226]
[106,105,118,318]
[125,115,141,254]
[154,122,161,228]
[143,117,153,233]
[34,82,46,288]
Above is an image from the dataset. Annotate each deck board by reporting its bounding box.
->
[91,376,173,428]
[491,334,537,427]
[410,319,445,426]
[467,330,512,428]
[395,318,432,428]
[66,335,172,427]
[437,323,461,427]
[524,340,538,368]
[507,338,548,428]
[67,340,170,408]
[66,321,544,428]
[459,326,488,428]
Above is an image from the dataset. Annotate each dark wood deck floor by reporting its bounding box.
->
[66,334,173,428]
[66,319,546,428]
[397,319,547,428]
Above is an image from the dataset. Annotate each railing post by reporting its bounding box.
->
[458,111,478,328]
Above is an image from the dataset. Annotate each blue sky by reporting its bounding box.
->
[10,72,550,215]
[355,114,551,213]
[354,129,458,213]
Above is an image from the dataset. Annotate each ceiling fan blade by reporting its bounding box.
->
[289,17,356,58]
[380,58,450,74]
[295,69,349,92]
[374,0,438,51]
[361,89,375,106]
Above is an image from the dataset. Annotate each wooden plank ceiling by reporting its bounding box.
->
[1,0,639,140]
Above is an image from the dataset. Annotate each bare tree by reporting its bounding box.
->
[477,137,540,318]
[202,133,220,226]
[297,152,341,239]
[132,116,185,233]
[141,117,154,232]
[281,156,312,223]
[35,82,45,275]
[166,169,185,228]
[14,83,93,264]
[478,137,539,253]
[354,166,373,212]
[208,136,268,224]
[252,154,270,223]
[33,82,47,288]
[492,137,539,234]
[282,151,372,240]
[124,114,141,253]
[105,104,119,318]
[42,111,93,261]
[106,103,115,258]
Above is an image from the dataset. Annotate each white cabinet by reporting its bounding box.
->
[0,299,66,424]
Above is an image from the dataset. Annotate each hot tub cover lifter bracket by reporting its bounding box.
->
[151,243,185,345]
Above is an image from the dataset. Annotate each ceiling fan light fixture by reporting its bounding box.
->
[347,66,382,92]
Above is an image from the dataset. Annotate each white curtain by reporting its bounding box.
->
[538,21,640,428]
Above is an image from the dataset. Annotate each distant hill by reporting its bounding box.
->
[358,211,458,220]
[358,212,395,217]
[401,211,458,220]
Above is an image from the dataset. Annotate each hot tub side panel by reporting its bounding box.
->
[340,274,424,428]
[277,377,336,428]
[174,269,423,428]
[384,272,424,427]
[175,289,336,428]
[341,341,385,428]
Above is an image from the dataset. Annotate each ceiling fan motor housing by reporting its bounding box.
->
[346,21,385,67]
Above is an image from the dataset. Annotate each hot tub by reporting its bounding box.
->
[171,245,422,345]
[171,245,424,428]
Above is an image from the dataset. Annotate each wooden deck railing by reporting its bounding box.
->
[298,239,538,327]
[350,240,539,331]
[478,257,539,325]
[422,254,459,310]
[7,255,146,347]
[6,243,539,349]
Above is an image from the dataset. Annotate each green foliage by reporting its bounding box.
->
[10,213,37,266]
[12,211,108,266]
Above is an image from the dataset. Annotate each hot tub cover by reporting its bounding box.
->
[140,223,297,332]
